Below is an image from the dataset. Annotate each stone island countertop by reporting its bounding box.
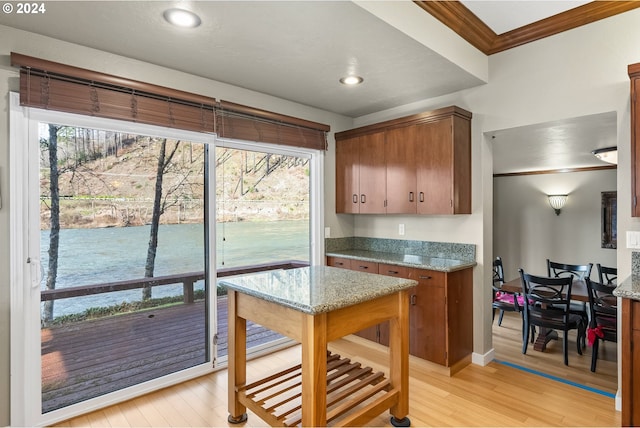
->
[218,266,417,315]
[614,275,640,301]
[326,249,476,272]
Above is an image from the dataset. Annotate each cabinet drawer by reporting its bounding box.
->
[351,260,379,273]
[378,263,410,278]
[326,256,352,269]
[412,268,445,287]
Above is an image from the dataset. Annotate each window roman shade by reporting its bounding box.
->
[12,52,217,134]
[11,52,329,150]
[216,101,329,150]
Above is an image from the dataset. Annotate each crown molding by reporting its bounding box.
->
[414,1,640,55]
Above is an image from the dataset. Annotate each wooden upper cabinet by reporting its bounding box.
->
[335,106,472,215]
[358,132,387,214]
[335,135,359,214]
[335,132,386,214]
[386,125,417,214]
[416,113,471,215]
[630,63,640,217]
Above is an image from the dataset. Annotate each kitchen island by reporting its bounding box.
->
[220,266,417,427]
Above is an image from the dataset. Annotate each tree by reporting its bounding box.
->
[142,139,181,299]
[42,124,62,325]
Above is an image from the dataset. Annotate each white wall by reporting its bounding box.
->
[493,170,617,280]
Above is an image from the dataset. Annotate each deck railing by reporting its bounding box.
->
[40,260,309,304]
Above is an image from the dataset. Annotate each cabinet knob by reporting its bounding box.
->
[361,194,366,203]
[419,275,432,280]
[419,192,425,203]
[409,192,414,202]
[387,270,399,275]
[410,294,417,305]
[358,265,369,270]
[352,194,358,203]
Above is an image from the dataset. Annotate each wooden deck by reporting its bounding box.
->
[41,296,283,413]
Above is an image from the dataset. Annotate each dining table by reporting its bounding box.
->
[499,276,590,352]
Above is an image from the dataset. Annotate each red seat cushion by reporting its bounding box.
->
[495,292,525,306]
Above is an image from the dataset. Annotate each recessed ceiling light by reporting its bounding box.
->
[163,8,201,28]
[339,76,363,86]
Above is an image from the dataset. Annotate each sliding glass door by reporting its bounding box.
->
[10,93,324,426]
[10,95,217,426]
[214,140,313,359]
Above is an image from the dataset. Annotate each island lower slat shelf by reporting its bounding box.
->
[237,352,393,427]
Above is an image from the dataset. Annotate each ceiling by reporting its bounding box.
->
[489,112,617,175]
[460,0,590,35]
[0,1,632,173]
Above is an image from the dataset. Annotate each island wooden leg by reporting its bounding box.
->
[389,290,410,427]
[301,312,327,427]
[227,290,248,424]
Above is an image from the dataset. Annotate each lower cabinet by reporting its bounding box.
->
[409,270,446,364]
[409,267,473,368]
[621,298,640,426]
[326,256,473,370]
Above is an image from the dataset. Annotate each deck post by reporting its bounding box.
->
[183,280,195,303]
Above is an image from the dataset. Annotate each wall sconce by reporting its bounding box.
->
[548,194,568,216]
[592,146,617,165]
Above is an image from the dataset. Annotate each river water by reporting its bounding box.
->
[40,220,309,317]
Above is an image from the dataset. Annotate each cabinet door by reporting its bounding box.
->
[385,126,417,214]
[445,268,473,365]
[631,69,640,216]
[378,264,411,346]
[415,116,471,215]
[409,269,446,364]
[335,136,360,213]
[622,299,640,425]
[327,258,378,342]
[358,132,387,214]
[349,260,380,341]
[631,329,640,426]
[416,119,454,215]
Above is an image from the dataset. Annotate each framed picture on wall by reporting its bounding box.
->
[601,191,617,249]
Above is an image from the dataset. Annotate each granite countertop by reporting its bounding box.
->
[613,275,640,301]
[326,249,476,272]
[218,266,417,315]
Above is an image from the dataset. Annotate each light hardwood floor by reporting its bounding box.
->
[54,311,620,427]
[492,309,617,395]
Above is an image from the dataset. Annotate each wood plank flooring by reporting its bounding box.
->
[54,310,620,427]
[492,310,617,394]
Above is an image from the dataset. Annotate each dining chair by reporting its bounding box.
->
[585,277,617,372]
[546,259,592,347]
[519,269,585,366]
[492,256,522,326]
[597,263,617,285]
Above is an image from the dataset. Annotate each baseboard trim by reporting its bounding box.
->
[472,348,495,366]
